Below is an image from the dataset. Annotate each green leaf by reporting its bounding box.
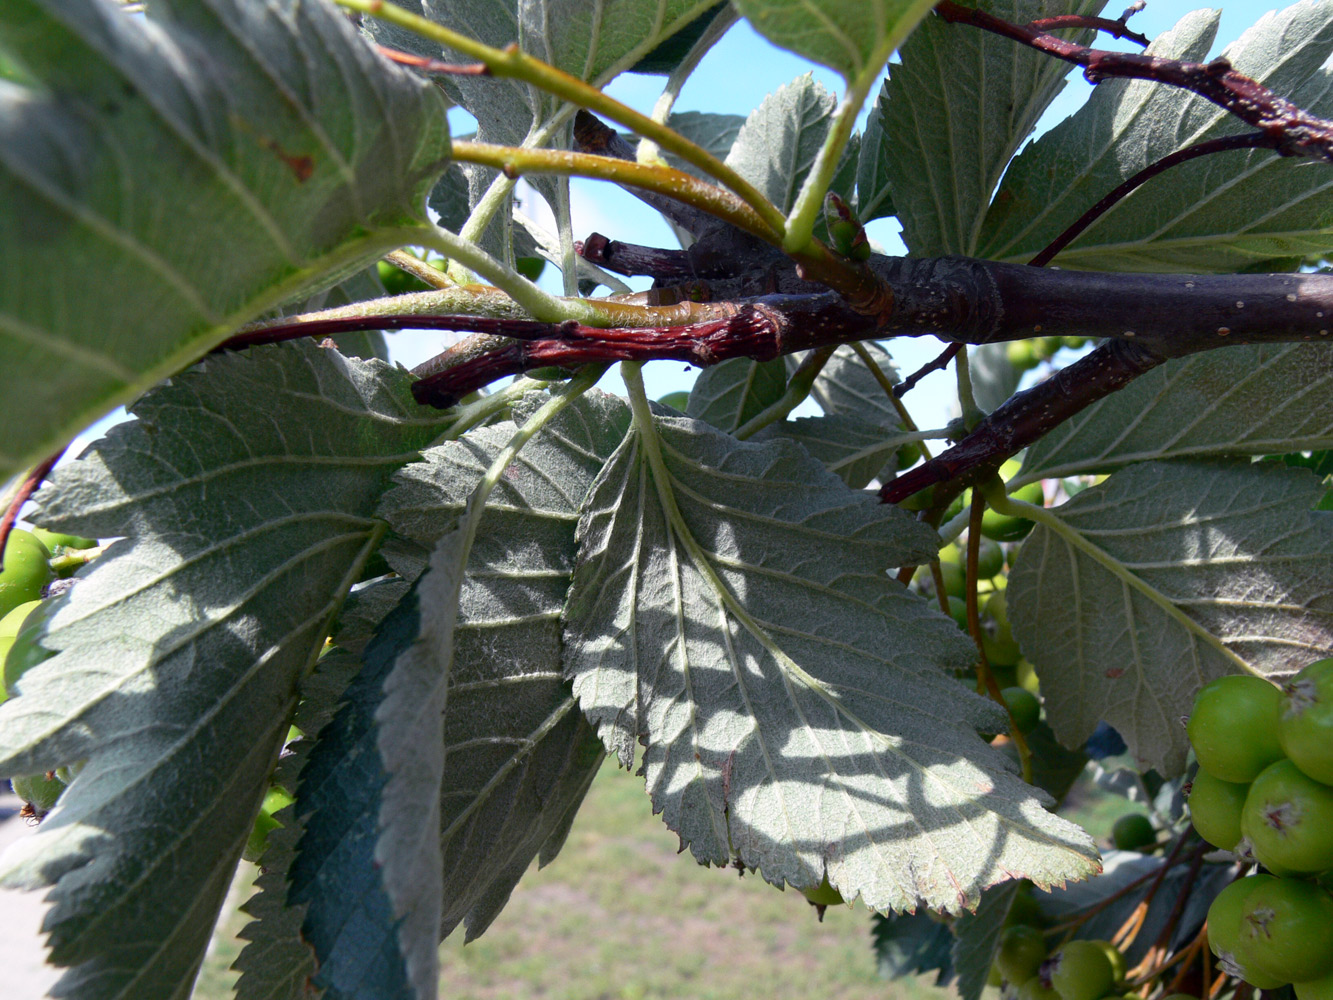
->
[686,356,788,433]
[286,585,424,1000]
[1016,344,1333,484]
[376,391,630,948]
[755,413,913,488]
[881,0,1106,256]
[0,0,451,482]
[630,1,732,74]
[233,631,377,1000]
[724,74,842,215]
[662,110,748,178]
[872,909,954,980]
[968,342,1022,413]
[1008,459,1333,775]
[978,3,1333,270]
[731,0,938,84]
[563,413,1099,913]
[796,341,901,427]
[520,0,721,87]
[951,881,1022,1000]
[856,81,896,223]
[0,341,453,998]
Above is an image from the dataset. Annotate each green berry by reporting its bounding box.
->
[1188,768,1248,851]
[1206,875,1286,990]
[0,599,41,639]
[1278,658,1333,785]
[1048,940,1115,1000]
[12,770,67,818]
[1296,970,1333,1000]
[656,390,691,412]
[1002,687,1041,734]
[982,482,1043,542]
[976,538,1005,580]
[1016,976,1062,1000]
[1111,813,1155,852]
[1241,758,1333,874]
[1237,877,1333,984]
[996,924,1047,984]
[29,528,95,552]
[1186,675,1284,783]
[0,529,51,621]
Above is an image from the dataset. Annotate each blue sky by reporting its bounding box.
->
[388,1,1302,430]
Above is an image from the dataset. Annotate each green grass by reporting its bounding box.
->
[197,759,959,999]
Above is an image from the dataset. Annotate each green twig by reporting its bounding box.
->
[338,0,787,236]
[732,347,836,439]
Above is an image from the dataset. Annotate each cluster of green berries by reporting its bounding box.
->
[1006,336,1091,373]
[1,526,96,818]
[1186,667,1333,994]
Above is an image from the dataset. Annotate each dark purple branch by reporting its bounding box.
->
[1028,132,1279,267]
[895,343,961,397]
[1027,14,1148,48]
[879,339,1167,505]
[935,0,1333,162]
[577,233,697,280]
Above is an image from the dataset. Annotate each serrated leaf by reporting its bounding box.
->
[630,1,732,73]
[951,880,1021,1000]
[978,3,1333,270]
[724,74,841,215]
[563,413,1099,913]
[373,391,629,958]
[882,0,1106,256]
[1008,459,1333,775]
[286,586,425,1000]
[732,0,937,84]
[233,636,374,1000]
[0,341,453,999]
[755,413,913,488]
[519,0,720,88]
[857,82,896,222]
[662,110,748,179]
[1016,344,1333,484]
[686,356,788,432]
[0,0,450,482]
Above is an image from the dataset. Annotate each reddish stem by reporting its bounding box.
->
[376,45,489,75]
[0,449,65,569]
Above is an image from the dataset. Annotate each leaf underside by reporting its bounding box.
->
[0,0,451,480]
[564,413,1099,914]
[1009,458,1333,775]
[0,342,453,1000]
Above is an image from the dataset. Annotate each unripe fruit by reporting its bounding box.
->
[1006,340,1040,372]
[1016,976,1061,1000]
[12,770,66,819]
[996,924,1046,984]
[1092,941,1126,983]
[1241,759,1333,874]
[1207,874,1286,989]
[1297,970,1333,1000]
[1111,813,1155,852]
[1237,877,1333,984]
[0,530,51,621]
[1278,658,1333,785]
[1188,768,1248,851]
[656,390,690,412]
[982,482,1043,542]
[1186,675,1284,782]
[947,596,969,631]
[1048,940,1115,1000]
[976,538,1004,580]
[29,528,95,552]
[1002,687,1041,734]
[0,599,40,638]
[4,603,54,693]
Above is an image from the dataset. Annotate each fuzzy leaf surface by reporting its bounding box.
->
[563,414,1099,913]
[686,356,788,433]
[1008,459,1333,775]
[731,0,937,83]
[978,3,1333,270]
[376,392,630,950]
[1016,344,1333,484]
[881,0,1105,256]
[756,414,914,488]
[0,342,453,1000]
[0,0,450,481]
